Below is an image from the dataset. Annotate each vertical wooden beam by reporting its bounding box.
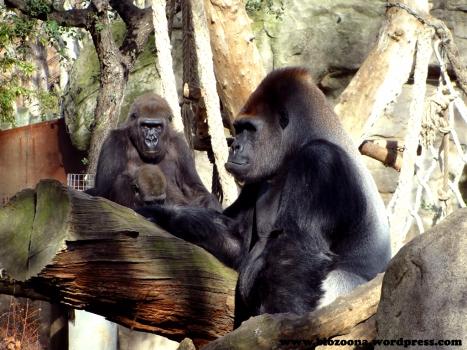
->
[151,0,185,133]
[184,0,238,206]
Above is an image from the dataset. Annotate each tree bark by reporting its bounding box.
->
[334,0,430,141]
[86,1,127,174]
[203,0,265,121]
[0,180,236,346]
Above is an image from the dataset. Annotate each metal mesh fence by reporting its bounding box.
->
[1,196,10,206]
[67,174,95,191]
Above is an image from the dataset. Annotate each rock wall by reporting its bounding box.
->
[376,208,467,349]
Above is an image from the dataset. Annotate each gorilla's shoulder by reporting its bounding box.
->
[297,139,352,165]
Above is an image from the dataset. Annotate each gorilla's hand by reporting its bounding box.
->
[135,205,163,224]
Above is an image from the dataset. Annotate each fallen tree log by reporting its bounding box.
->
[0,180,236,346]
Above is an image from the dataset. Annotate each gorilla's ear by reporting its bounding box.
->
[129,112,138,120]
[279,108,289,129]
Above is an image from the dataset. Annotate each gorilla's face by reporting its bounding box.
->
[226,115,284,184]
[127,94,173,162]
[135,117,167,159]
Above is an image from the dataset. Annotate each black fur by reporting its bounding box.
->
[88,93,220,210]
[137,68,390,327]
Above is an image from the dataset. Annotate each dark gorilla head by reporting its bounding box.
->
[225,67,326,184]
[133,164,167,205]
[226,69,309,183]
[127,93,174,162]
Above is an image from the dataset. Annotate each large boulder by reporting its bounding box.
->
[376,208,467,349]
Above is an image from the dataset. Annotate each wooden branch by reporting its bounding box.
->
[0,180,236,346]
[5,0,92,28]
[387,25,433,254]
[185,0,238,206]
[202,274,383,350]
[111,1,154,74]
[334,0,430,140]
[359,140,403,171]
[203,0,265,121]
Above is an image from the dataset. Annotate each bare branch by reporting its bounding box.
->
[5,0,92,28]
[359,140,403,172]
[108,0,153,69]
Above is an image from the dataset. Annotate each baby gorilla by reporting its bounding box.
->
[111,164,167,208]
[133,164,167,206]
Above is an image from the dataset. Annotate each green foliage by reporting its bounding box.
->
[245,0,285,19]
[35,89,60,119]
[245,0,262,14]
[0,4,72,126]
[26,0,51,17]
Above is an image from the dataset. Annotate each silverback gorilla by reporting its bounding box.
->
[90,93,220,210]
[137,67,391,327]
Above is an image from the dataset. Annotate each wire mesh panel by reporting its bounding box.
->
[1,196,10,206]
[67,174,95,191]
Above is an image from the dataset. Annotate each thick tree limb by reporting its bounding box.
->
[359,140,403,171]
[5,0,92,28]
[334,0,430,140]
[185,0,238,206]
[203,0,265,122]
[0,180,236,346]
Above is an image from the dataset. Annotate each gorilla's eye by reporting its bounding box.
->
[279,109,289,129]
[234,121,257,134]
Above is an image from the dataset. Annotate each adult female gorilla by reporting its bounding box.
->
[88,93,220,210]
[138,67,391,327]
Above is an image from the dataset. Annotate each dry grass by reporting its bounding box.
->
[0,297,42,350]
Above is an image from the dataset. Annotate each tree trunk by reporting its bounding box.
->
[203,0,265,121]
[334,0,430,141]
[86,6,127,174]
[0,180,236,346]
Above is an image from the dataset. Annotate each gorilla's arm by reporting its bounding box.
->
[275,139,386,283]
[136,205,245,269]
[93,130,129,197]
[278,139,367,246]
[109,173,136,208]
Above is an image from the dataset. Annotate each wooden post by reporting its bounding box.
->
[184,0,238,206]
[151,0,185,133]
